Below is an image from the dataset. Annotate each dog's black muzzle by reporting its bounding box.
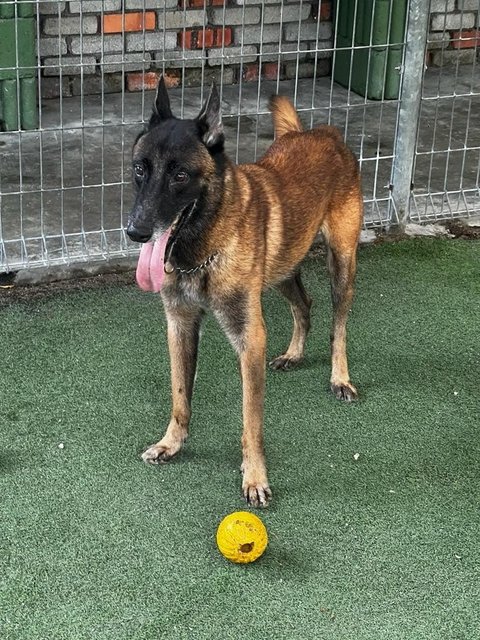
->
[126,221,152,244]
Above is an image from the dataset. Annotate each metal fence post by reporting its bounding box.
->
[390,0,429,229]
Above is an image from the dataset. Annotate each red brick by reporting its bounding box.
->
[242,63,259,82]
[450,29,480,49]
[163,71,181,88]
[319,1,332,21]
[126,71,180,92]
[312,0,332,22]
[178,30,194,49]
[162,71,181,88]
[178,0,226,7]
[262,62,280,80]
[103,12,156,33]
[197,27,232,48]
[213,26,232,47]
[177,29,204,49]
[127,71,159,92]
[199,28,215,48]
[179,27,232,49]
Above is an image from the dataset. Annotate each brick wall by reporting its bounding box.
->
[37,1,480,99]
[427,0,480,67]
[38,0,333,98]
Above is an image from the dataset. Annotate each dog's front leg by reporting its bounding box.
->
[142,306,203,464]
[239,309,272,508]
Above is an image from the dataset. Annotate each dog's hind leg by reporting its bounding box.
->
[142,306,203,464]
[324,221,360,402]
[269,271,312,371]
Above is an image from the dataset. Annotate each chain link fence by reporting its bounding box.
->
[0,0,479,274]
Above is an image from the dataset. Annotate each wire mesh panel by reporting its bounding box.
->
[0,0,476,275]
[0,0,135,272]
[411,0,480,222]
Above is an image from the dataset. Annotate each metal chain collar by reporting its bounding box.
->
[174,252,218,275]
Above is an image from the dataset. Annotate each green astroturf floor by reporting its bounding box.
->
[1,238,479,639]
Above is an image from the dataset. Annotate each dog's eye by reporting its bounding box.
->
[134,163,145,179]
[174,171,189,184]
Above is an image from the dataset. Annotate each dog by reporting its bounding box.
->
[127,76,363,507]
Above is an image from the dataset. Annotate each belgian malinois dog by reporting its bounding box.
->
[127,76,363,507]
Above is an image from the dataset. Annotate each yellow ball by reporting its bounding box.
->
[216,511,268,564]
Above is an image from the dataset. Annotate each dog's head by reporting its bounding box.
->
[127,75,225,245]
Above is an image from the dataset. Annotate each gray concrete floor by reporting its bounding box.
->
[0,67,479,275]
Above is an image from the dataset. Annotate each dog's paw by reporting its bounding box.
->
[243,482,272,508]
[268,354,302,371]
[330,381,358,402]
[141,440,182,464]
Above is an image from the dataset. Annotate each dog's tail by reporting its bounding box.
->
[268,95,303,138]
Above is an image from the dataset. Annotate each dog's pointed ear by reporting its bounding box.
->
[149,75,173,128]
[196,82,224,149]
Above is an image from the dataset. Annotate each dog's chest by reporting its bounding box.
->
[163,273,210,309]
[162,273,246,352]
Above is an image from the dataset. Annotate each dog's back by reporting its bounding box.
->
[241,96,362,284]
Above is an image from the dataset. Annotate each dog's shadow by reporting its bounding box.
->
[267,353,330,373]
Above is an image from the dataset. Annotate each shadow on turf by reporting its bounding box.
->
[0,451,17,474]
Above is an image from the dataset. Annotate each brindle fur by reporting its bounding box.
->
[127,77,363,507]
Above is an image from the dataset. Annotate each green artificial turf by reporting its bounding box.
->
[0,238,479,639]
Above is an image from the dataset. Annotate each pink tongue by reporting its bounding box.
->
[135,228,172,292]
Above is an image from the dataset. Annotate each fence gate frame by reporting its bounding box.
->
[390,0,430,228]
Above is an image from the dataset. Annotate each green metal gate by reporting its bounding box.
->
[334,0,407,100]
[0,0,38,130]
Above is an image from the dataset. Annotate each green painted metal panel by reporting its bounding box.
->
[1,79,19,130]
[0,77,38,130]
[334,0,407,100]
[0,0,14,19]
[0,1,33,18]
[0,17,36,80]
[19,2,35,18]
[0,11,38,129]
[20,76,38,128]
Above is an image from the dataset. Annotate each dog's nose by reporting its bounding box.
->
[127,221,152,243]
